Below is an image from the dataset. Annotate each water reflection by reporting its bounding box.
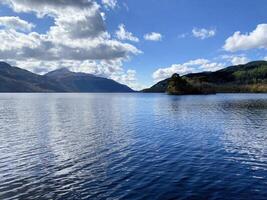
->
[0,93,266,199]
[218,99,267,170]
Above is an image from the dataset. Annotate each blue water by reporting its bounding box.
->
[0,93,266,200]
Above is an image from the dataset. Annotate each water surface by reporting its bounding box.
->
[0,93,266,200]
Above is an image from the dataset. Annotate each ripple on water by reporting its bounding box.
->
[0,93,267,200]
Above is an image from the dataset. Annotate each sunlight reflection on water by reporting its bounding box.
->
[0,93,266,200]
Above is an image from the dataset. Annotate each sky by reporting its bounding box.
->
[0,0,267,89]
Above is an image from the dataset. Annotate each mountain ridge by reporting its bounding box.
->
[0,62,134,93]
[143,61,267,94]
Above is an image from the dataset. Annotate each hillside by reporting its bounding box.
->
[0,62,68,92]
[45,68,134,93]
[143,61,267,93]
[0,62,134,93]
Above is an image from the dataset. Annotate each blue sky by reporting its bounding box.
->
[0,0,267,89]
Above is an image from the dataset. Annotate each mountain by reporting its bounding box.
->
[0,62,134,93]
[45,68,134,93]
[0,62,68,92]
[143,61,267,94]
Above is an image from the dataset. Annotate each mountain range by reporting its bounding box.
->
[0,62,134,92]
[1,61,267,93]
[143,61,267,94]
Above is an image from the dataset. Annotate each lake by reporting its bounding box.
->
[0,93,266,200]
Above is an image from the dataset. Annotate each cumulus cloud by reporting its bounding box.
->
[115,24,139,42]
[222,55,250,65]
[152,59,225,82]
[192,28,216,39]
[111,69,137,87]
[153,64,194,83]
[231,56,249,65]
[2,0,96,17]
[102,0,117,10]
[0,26,140,61]
[0,16,35,32]
[224,24,267,52]
[144,32,162,41]
[0,0,142,88]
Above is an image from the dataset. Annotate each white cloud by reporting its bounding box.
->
[0,16,35,32]
[0,28,141,61]
[231,56,249,65]
[144,32,162,41]
[0,0,142,88]
[186,59,224,71]
[224,24,267,52]
[102,0,117,10]
[115,24,139,42]
[152,59,225,82]
[192,28,216,39]
[100,12,106,20]
[153,64,195,83]
[111,69,137,88]
[221,55,250,65]
[2,0,97,17]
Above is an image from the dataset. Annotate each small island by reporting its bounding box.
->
[166,73,212,95]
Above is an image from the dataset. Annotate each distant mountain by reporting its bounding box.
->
[0,62,68,92]
[143,61,267,94]
[45,68,134,93]
[0,62,134,93]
